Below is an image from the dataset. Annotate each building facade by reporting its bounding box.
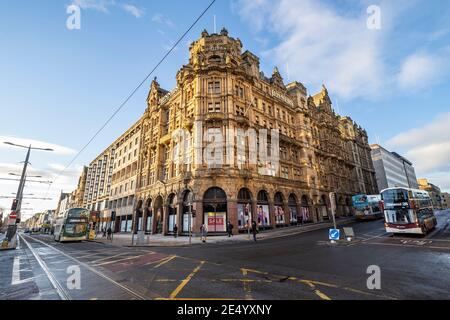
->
[441,192,450,209]
[339,116,378,195]
[418,178,443,209]
[82,147,115,224]
[131,29,377,235]
[370,144,418,191]
[105,119,143,232]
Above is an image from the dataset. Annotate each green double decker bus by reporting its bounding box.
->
[53,208,89,242]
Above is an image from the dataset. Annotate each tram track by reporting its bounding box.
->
[19,234,147,300]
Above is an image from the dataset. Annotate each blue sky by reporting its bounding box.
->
[1,0,449,218]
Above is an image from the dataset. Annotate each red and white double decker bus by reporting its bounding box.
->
[380,188,437,235]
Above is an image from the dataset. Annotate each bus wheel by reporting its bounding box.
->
[421,225,427,235]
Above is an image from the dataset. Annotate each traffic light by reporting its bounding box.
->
[11,199,18,211]
[192,210,196,218]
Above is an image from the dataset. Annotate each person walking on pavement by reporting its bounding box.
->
[173,224,178,238]
[107,227,112,241]
[226,221,234,237]
[251,220,258,242]
[200,223,208,243]
[102,227,106,238]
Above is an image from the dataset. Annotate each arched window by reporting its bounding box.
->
[300,195,311,223]
[145,198,152,233]
[288,194,298,225]
[203,187,227,233]
[182,191,194,233]
[167,194,177,233]
[256,190,270,229]
[237,188,252,230]
[153,196,164,234]
[274,192,285,226]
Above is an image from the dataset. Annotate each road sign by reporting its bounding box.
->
[9,212,17,219]
[329,228,340,241]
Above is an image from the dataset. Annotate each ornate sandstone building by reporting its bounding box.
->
[131,28,378,235]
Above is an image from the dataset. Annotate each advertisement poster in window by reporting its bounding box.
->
[301,207,311,222]
[275,205,285,225]
[182,213,193,232]
[256,205,270,227]
[289,206,298,224]
[205,212,226,232]
[237,203,251,229]
[168,214,176,232]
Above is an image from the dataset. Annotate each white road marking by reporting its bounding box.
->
[21,234,146,300]
[20,235,71,300]
[11,255,34,285]
[93,254,145,266]
[90,252,129,264]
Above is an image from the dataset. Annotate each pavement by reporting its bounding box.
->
[1,209,449,300]
[88,216,356,247]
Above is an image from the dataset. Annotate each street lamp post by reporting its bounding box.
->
[185,191,194,245]
[3,142,53,246]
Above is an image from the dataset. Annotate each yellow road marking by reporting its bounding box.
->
[303,280,331,300]
[288,276,338,288]
[241,268,253,300]
[241,268,269,275]
[169,261,205,300]
[153,255,177,269]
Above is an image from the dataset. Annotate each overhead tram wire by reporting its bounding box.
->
[43,0,217,199]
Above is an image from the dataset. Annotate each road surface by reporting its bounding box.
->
[1,210,449,300]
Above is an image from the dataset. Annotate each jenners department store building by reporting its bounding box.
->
[79,28,378,235]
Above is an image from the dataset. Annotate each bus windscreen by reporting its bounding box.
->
[381,189,409,209]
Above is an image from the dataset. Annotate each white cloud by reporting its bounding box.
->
[151,13,176,29]
[387,112,450,192]
[70,1,145,18]
[0,162,83,217]
[0,135,76,155]
[121,4,145,18]
[71,0,115,13]
[236,0,385,99]
[387,112,450,149]
[397,52,443,90]
[235,0,450,99]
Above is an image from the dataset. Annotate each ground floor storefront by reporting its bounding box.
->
[133,179,354,236]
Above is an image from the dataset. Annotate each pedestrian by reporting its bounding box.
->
[299,212,304,226]
[200,223,208,243]
[102,228,106,238]
[107,227,112,240]
[173,224,178,238]
[226,221,234,237]
[251,220,258,242]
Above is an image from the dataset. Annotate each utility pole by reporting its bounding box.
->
[186,191,194,245]
[5,147,30,242]
[2,142,53,249]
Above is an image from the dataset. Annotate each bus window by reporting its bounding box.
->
[382,189,409,209]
